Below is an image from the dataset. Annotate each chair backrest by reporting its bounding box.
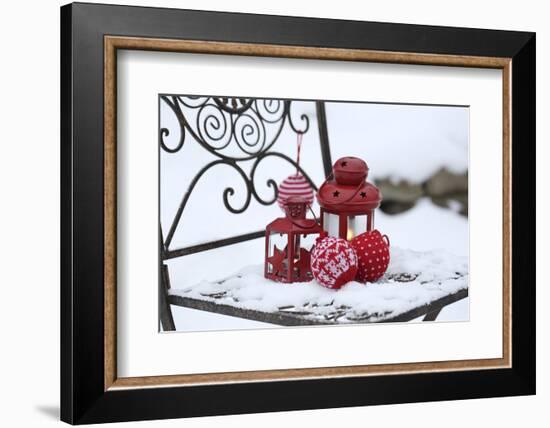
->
[159,95,332,263]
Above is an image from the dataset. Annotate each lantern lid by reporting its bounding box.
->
[317,156,381,213]
[333,156,368,185]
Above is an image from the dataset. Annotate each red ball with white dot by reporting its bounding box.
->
[350,230,390,282]
[277,174,314,211]
[310,236,358,289]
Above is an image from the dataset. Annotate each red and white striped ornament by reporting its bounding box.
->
[277,174,314,210]
[277,133,314,210]
[350,230,390,283]
[310,236,358,289]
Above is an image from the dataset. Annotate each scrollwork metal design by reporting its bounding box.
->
[160,95,314,250]
[160,95,309,161]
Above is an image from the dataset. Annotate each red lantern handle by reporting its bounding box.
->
[283,201,321,229]
[317,171,334,194]
[287,218,319,229]
[382,234,390,247]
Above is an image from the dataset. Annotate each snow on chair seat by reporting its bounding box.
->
[168,247,468,326]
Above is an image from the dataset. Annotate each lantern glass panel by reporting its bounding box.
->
[347,215,367,240]
[293,233,316,256]
[267,232,288,274]
[290,233,316,282]
[323,211,340,237]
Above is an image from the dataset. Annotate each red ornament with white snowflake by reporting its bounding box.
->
[277,132,314,210]
[310,236,358,289]
[350,230,390,282]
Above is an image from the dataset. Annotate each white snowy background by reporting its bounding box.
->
[160,99,469,331]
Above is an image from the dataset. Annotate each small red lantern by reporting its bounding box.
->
[317,157,382,241]
[265,197,322,283]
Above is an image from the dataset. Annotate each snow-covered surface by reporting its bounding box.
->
[410,297,470,323]
[169,247,468,325]
[375,198,468,257]
[437,297,470,321]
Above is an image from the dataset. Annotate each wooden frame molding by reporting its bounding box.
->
[104,35,512,391]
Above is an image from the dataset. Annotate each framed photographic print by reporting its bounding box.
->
[60,2,535,424]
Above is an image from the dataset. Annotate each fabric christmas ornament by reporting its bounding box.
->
[350,230,390,283]
[277,132,314,210]
[310,236,358,289]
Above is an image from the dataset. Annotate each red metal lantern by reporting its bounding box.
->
[265,197,322,283]
[317,156,382,240]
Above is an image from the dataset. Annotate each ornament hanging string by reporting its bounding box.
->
[297,131,320,224]
[291,131,319,227]
[295,132,303,175]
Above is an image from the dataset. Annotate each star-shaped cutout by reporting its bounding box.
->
[341,161,348,167]
[360,191,367,198]
[294,248,312,280]
[333,190,340,197]
[267,246,286,275]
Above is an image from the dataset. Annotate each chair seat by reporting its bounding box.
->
[168,247,469,325]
